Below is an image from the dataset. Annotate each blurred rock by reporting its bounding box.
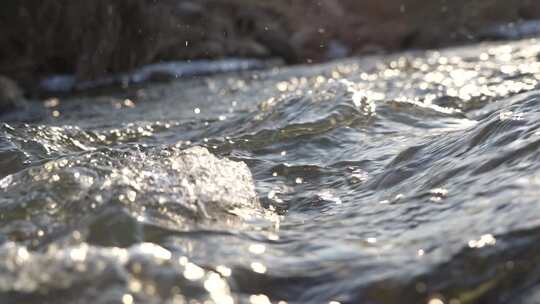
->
[284,0,540,61]
[1,0,540,88]
[0,0,296,84]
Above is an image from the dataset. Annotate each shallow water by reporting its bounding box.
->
[2,39,540,304]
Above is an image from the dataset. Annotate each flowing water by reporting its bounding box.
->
[1,38,540,304]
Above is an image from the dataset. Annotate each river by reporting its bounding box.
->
[1,38,540,304]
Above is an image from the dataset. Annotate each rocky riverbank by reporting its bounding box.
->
[1,0,540,98]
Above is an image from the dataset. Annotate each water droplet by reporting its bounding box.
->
[468,234,496,248]
[366,237,377,244]
[184,262,205,280]
[44,98,60,108]
[250,294,271,304]
[428,298,444,304]
[216,265,232,277]
[249,244,266,255]
[122,294,133,304]
[250,262,267,274]
[123,99,135,108]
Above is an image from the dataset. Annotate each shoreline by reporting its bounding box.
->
[1,19,540,111]
[2,1,540,85]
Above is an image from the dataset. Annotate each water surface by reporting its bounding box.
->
[2,39,540,304]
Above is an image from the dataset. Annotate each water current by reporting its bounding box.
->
[1,38,540,304]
